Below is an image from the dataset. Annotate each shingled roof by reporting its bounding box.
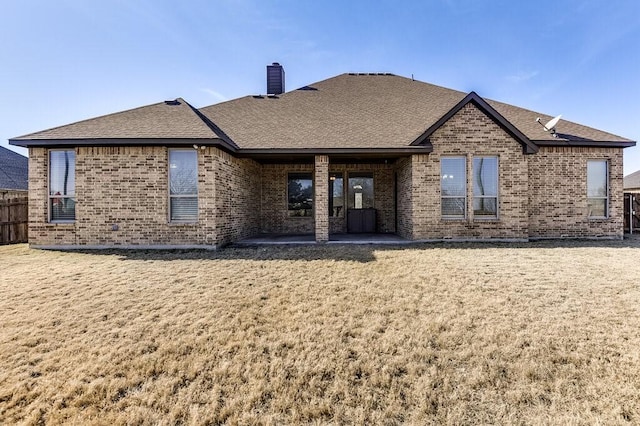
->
[624,170,640,190]
[0,146,28,190]
[10,73,635,152]
[10,98,234,148]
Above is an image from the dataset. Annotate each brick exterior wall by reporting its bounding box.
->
[400,103,624,240]
[528,146,623,238]
[260,163,315,234]
[210,149,262,245]
[28,146,260,247]
[26,104,626,247]
[314,155,329,242]
[409,103,530,240]
[394,157,413,239]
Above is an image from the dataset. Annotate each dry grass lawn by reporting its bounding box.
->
[1,239,640,424]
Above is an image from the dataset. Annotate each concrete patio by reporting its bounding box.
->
[233,233,409,246]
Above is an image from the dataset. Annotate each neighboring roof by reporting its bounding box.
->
[624,170,640,190]
[0,146,28,190]
[9,73,636,153]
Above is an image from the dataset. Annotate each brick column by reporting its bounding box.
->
[314,155,329,242]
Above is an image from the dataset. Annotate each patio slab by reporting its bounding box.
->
[234,233,408,246]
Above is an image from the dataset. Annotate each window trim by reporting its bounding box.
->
[473,156,499,220]
[287,171,314,218]
[440,156,467,219]
[168,148,199,223]
[48,148,76,223]
[587,159,609,219]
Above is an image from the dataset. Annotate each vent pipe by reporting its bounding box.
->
[266,62,285,95]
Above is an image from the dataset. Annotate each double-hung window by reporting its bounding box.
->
[587,160,608,218]
[169,149,198,222]
[49,150,76,222]
[441,157,466,218]
[473,156,498,218]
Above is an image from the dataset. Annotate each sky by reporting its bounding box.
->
[1,0,639,174]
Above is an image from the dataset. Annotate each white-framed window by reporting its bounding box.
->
[49,149,76,222]
[287,172,313,217]
[587,160,608,218]
[169,149,198,222]
[441,157,466,218]
[473,156,499,219]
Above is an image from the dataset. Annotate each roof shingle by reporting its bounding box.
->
[12,98,221,141]
[10,73,634,151]
[0,146,28,190]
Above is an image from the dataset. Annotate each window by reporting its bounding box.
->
[288,173,313,217]
[169,149,198,222]
[348,172,374,209]
[473,157,498,218]
[441,157,466,218]
[587,160,608,218]
[329,172,344,217]
[49,150,76,221]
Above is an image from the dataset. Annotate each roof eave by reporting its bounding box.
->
[9,137,238,153]
[236,146,433,163]
[533,140,636,148]
[237,146,432,156]
[411,92,539,154]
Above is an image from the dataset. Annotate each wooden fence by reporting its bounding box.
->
[624,193,640,234]
[0,197,28,244]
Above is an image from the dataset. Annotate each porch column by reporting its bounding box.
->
[314,155,329,242]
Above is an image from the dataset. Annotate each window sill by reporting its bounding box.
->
[168,221,199,226]
[588,217,609,220]
[48,221,75,225]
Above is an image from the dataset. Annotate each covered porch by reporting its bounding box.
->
[246,150,424,243]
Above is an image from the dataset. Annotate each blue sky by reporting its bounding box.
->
[2,0,639,174]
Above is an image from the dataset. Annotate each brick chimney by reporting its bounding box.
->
[266,62,285,95]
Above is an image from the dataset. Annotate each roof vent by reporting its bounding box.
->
[164,100,181,106]
[267,62,285,95]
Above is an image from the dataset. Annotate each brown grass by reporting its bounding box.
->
[1,239,639,425]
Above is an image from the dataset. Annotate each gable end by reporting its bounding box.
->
[411,92,538,154]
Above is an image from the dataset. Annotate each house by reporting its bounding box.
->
[9,64,636,248]
[624,170,640,193]
[0,145,28,199]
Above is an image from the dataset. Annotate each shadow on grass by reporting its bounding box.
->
[68,236,640,263]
